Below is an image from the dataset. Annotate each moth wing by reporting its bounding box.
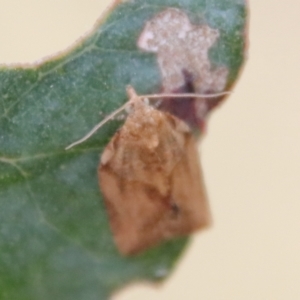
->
[169,127,211,232]
[99,109,210,255]
[139,115,211,243]
[99,164,172,255]
[99,130,174,255]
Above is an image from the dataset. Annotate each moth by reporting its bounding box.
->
[66,87,229,256]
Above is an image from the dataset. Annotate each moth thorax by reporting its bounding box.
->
[124,106,164,146]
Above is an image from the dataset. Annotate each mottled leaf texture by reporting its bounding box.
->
[0,0,247,299]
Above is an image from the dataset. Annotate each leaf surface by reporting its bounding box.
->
[0,0,247,299]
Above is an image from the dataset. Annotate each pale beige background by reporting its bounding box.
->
[1,0,299,299]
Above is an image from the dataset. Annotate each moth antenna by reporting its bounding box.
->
[65,87,230,150]
[141,91,231,99]
[65,101,129,150]
[66,87,141,150]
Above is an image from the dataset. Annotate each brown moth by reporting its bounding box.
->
[66,87,229,256]
[98,87,211,256]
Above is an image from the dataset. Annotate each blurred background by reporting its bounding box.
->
[0,0,299,299]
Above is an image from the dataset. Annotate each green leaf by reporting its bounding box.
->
[0,0,247,299]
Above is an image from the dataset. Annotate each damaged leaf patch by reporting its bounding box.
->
[138,8,228,94]
[137,8,230,130]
